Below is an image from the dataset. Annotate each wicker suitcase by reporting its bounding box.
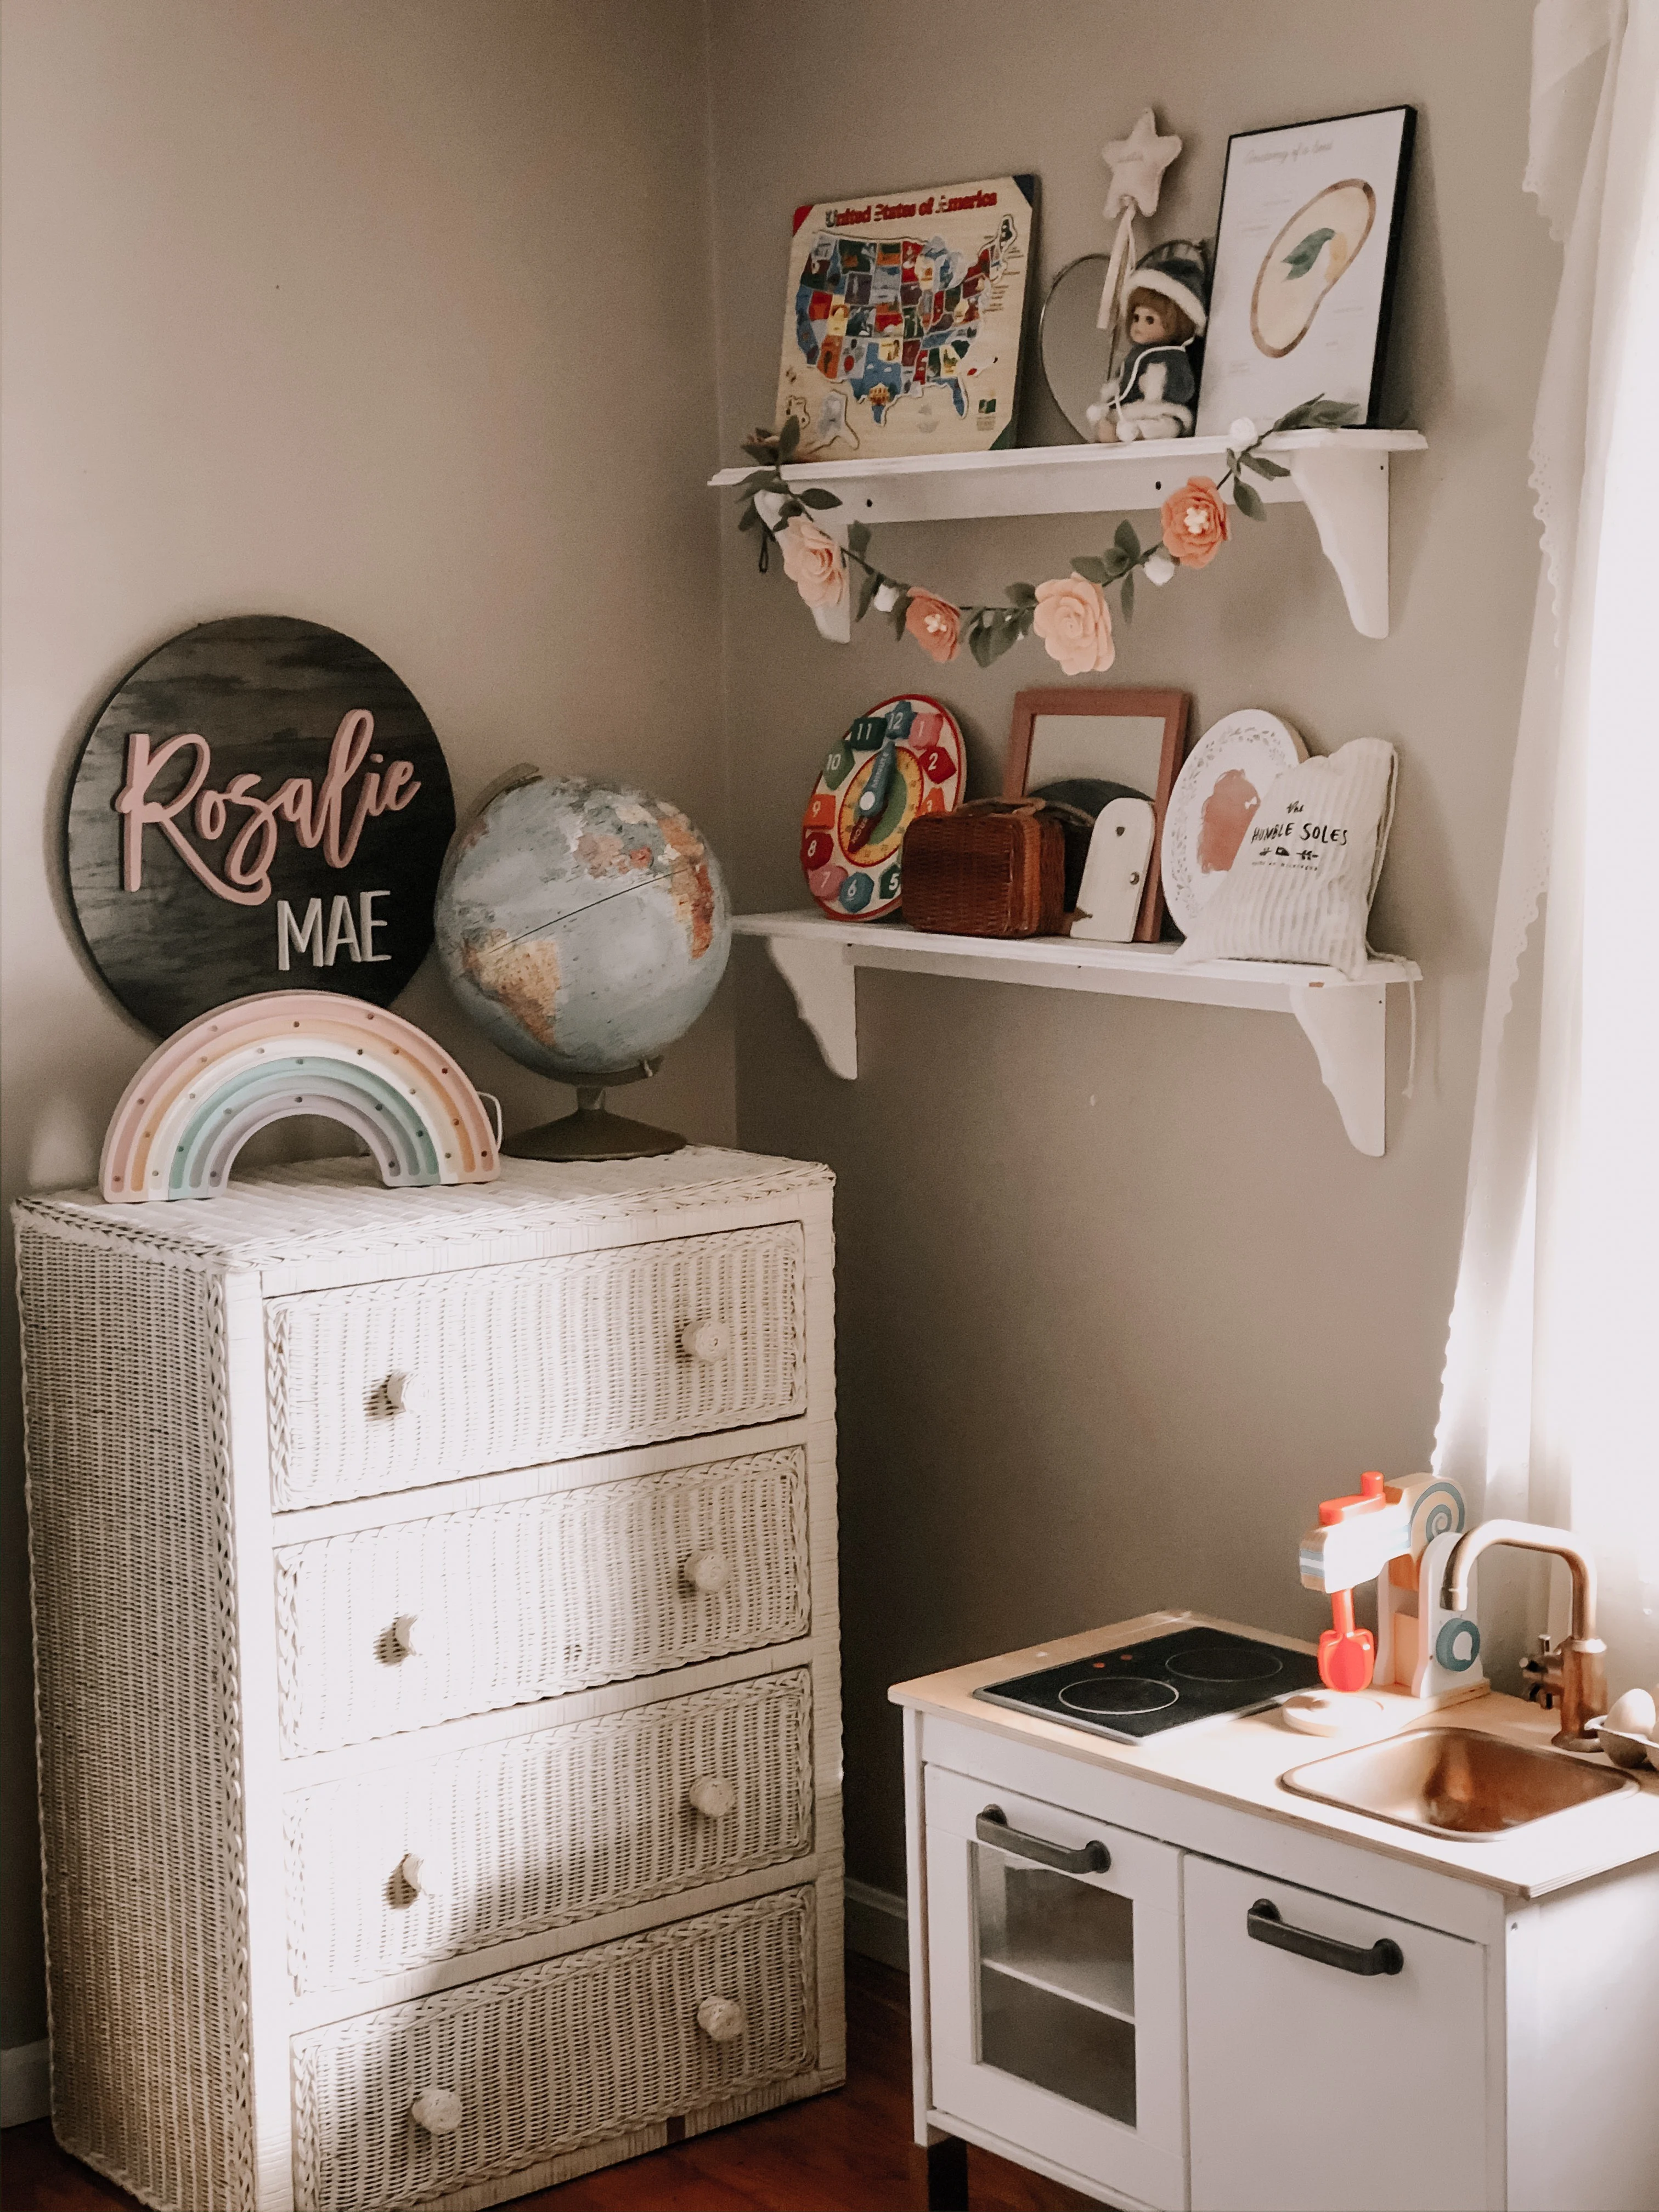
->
[902,797,1066,937]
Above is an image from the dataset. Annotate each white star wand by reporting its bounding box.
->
[1096,108,1183,342]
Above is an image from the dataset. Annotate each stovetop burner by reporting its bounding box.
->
[973,1624,1324,1742]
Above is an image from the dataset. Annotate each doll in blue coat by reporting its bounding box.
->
[1087,252,1209,443]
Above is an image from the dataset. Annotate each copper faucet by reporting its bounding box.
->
[1441,1519,1608,1752]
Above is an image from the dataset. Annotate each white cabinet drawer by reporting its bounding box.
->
[1186,1854,1489,2211]
[275,1448,810,1755]
[290,1884,819,2212]
[284,1669,815,1995]
[266,1223,807,1509]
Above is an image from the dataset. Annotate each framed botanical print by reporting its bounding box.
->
[1195,106,1415,435]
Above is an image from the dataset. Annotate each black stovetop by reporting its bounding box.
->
[973,1623,1324,1743]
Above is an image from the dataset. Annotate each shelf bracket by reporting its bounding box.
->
[1285,445,1392,640]
[765,934,858,1077]
[1288,983,1387,1156]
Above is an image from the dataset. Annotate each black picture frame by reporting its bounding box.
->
[1195,104,1415,436]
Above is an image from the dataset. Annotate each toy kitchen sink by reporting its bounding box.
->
[891,1610,1659,2212]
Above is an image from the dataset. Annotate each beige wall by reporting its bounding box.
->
[0,0,731,2048]
[704,1,1556,1898]
[0,0,1561,2054]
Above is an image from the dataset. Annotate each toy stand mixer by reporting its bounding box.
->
[1299,1472,1485,1702]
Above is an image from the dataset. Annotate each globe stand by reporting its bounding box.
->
[503,1062,686,1163]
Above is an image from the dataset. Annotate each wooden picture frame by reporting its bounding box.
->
[1005,687,1189,941]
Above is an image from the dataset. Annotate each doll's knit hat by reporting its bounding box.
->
[1130,246,1209,333]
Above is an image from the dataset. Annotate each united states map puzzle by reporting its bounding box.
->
[775,176,1035,461]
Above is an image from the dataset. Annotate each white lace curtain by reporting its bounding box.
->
[1434,0,1659,1692]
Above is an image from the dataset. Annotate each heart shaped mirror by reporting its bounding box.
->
[1039,254,1116,441]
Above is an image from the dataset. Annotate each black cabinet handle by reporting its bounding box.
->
[1247,1898,1403,1976]
[975,1804,1110,1875]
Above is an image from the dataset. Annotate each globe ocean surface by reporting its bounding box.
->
[435,772,730,1084]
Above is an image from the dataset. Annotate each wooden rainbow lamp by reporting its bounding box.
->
[99,990,500,1203]
[1299,1471,1486,1703]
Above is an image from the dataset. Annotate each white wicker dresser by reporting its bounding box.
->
[16,1148,843,2212]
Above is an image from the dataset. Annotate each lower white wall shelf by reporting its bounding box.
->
[735,911,1420,1158]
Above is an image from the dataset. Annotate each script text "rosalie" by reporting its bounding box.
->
[115,708,420,908]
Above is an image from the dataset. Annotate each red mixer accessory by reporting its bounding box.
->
[1315,1470,1386,1692]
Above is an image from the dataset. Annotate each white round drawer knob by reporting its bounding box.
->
[697,1994,745,2044]
[386,1370,424,1414]
[679,1319,730,1362]
[681,1550,731,1596]
[686,1775,737,1820]
[409,2086,464,2135]
[392,1612,421,1657]
[397,1850,440,1897]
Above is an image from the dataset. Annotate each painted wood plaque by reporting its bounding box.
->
[65,616,455,1035]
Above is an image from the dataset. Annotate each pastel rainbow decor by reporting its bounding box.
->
[101,991,500,1203]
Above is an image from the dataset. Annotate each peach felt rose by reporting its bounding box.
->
[1160,476,1229,568]
[778,516,846,608]
[904,588,961,663]
[1032,574,1115,676]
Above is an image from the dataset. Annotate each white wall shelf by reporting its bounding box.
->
[710,427,1426,639]
[735,911,1420,1158]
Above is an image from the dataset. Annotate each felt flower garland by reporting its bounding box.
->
[731,396,1359,671]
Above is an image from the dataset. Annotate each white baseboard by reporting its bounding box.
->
[844,1876,909,1971]
[1,2039,49,2127]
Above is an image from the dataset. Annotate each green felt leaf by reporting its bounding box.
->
[1233,478,1266,521]
[1119,569,1136,625]
[1114,518,1141,562]
[1283,228,1335,279]
[778,414,802,460]
[1071,554,1110,586]
[845,521,871,560]
[732,469,776,495]
[737,502,760,533]
[854,565,879,623]
[798,486,839,509]
[889,590,912,641]
[1006,580,1038,606]
[1240,449,1291,479]
[740,440,775,465]
[968,621,996,668]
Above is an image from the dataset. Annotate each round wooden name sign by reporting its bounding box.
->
[65,616,456,1035]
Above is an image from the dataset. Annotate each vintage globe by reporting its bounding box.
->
[435,769,730,1157]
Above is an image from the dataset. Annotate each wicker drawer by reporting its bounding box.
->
[265,1222,807,1510]
[275,1449,810,1755]
[284,1669,814,1995]
[291,1885,817,2212]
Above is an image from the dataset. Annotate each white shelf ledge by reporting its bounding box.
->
[734,911,1420,1157]
[710,428,1426,638]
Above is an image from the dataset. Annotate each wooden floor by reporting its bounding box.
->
[0,1954,1095,2211]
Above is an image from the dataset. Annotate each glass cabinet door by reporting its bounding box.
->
[924,1767,1185,2210]
[974,1838,1139,2125]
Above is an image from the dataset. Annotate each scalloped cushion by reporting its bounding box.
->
[1173,737,1397,979]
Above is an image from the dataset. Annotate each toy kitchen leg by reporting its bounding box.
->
[926,2133,968,2210]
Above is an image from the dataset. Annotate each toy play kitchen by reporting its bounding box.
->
[892,1476,1659,2212]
